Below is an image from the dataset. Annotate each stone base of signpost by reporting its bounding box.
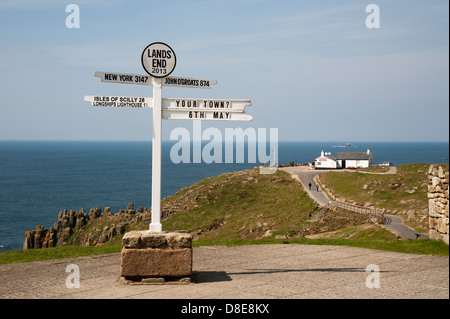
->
[120,230,193,284]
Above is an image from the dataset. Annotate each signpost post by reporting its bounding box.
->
[85,42,252,234]
[150,77,163,232]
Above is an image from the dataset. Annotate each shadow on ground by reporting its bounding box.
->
[193,267,392,283]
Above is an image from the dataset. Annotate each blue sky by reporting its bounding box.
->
[0,0,448,141]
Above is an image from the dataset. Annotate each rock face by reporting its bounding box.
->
[120,231,193,283]
[23,203,144,250]
[428,165,449,245]
[23,226,57,250]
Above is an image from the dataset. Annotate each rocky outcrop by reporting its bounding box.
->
[428,165,449,245]
[23,203,147,250]
[23,226,57,250]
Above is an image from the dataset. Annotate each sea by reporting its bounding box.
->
[0,140,448,252]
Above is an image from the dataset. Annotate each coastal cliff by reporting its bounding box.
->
[23,203,146,249]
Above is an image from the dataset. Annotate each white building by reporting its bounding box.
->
[337,148,373,168]
[314,150,339,169]
[314,148,373,169]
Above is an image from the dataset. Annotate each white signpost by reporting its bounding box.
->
[85,42,252,233]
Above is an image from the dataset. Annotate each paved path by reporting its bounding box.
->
[383,215,428,240]
[280,167,332,207]
[0,245,447,299]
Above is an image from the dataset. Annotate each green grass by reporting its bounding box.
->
[193,238,449,256]
[320,163,431,212]
[160,169,386,240]
[161,168,320,240]
[0,244,123,265]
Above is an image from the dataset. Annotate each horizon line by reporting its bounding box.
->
[0,139,449,143]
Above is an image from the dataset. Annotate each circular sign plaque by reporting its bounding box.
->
[141,42,176,78]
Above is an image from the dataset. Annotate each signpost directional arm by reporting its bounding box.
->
[161,76,218,89]
[94,71,152,86]
[161,98,253,121]
[84,95,152,108]
[162,98,251,111]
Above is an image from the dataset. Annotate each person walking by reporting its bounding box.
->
[308,182,312,190]
[316,185,319,192]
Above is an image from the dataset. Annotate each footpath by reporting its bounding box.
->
[0,244,448,299]
[280,166,331,207]
[280,166,427,240]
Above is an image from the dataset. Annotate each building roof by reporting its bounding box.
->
[314,153,337,162]
[336,152,372,160]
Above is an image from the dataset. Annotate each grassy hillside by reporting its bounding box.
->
[319,163,442,232]
[159,168,369,240]
[37,168,374,245]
